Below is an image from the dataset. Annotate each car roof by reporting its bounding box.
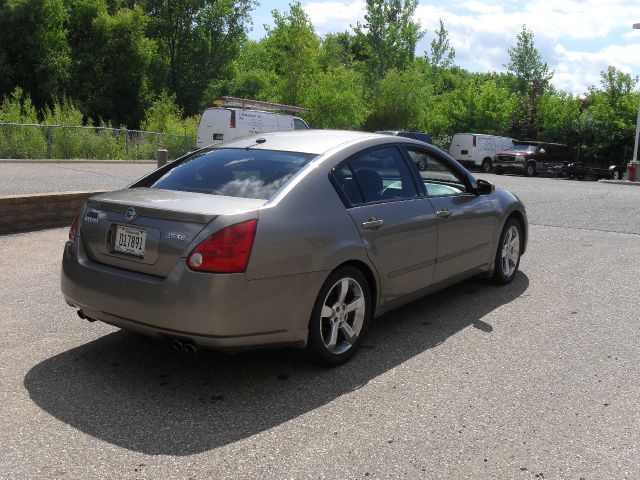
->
[217,130,390,155]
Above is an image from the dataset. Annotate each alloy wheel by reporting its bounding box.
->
[319,277,366,355]
[501,225,520,277]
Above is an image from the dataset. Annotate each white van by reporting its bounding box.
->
[196,97,310,148]
[448,133,514,172]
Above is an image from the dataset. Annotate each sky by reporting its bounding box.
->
[248,0,640,96]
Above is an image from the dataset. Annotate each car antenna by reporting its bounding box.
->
[245,138,267,150]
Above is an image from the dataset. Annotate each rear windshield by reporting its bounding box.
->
[150,148,316,200]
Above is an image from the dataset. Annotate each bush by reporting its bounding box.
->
[0,88,47,158]
[0,88,195,160]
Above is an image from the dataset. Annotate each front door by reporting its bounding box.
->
[332,145,438,304]
[403,146,497,284]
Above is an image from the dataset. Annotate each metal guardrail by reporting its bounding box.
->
[0,123,195,160]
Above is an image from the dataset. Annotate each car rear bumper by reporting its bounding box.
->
[61,241,326,349]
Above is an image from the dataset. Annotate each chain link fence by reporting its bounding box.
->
[0,123,196,160]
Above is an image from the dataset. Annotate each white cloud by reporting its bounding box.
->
[303,1,366,33]
[299,0,640,94]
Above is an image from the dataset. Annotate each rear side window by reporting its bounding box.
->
[150,149,315,200]
[332,146,418,205]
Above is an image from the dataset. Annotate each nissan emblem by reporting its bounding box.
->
[125,207,137,222]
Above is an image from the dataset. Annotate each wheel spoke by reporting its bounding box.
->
[345,296,364,313]
[327,324,338,349]
[341,322,356,343]
[337,279,349,304]
[321,305,333,319]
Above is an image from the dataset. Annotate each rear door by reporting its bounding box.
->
[402,146,497,283]
[449,134,472,162]
[332,145,438,304]
[197,109,229,147]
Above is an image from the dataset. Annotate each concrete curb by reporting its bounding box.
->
[599,179,640,186]
[0,159,156,164]
[0,191,106,235]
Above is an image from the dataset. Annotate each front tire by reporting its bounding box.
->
[481,158,492,173]
[305,266,371,366]
[525,162,536,177]
[493,218,523,284]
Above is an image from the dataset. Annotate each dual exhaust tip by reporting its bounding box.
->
[77,310,96,322]
[171,339,198,355]
[77,309,198,355]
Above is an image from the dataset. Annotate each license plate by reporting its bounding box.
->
[114,225,147,257]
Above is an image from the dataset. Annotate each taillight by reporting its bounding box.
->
[230,110,236,128]
[68,213,79,244]
[472,135,476,147]
[187,219,258,273]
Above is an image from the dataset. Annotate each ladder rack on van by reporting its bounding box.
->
[218,96,309,114]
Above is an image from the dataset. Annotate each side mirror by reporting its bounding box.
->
[476,179,494,195]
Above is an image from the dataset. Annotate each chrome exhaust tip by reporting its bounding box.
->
[77,310,96,322]
[171,339,184,352]
[183,343,198,355]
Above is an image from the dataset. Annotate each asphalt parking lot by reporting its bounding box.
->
[1,174,639,479]
[0,162,154,195]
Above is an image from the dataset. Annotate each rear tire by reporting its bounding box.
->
[493,218,523,285]
[612,169,621,180]
[305,266,371,366]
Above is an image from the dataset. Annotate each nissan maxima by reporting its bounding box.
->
[61,130,527,365]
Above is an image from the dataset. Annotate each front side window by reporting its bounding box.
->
[150,148,315,200]
[405,148,467,197]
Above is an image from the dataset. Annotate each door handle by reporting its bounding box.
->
[362,217,384,230]
[436,208,452,218]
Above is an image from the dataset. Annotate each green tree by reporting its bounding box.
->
[143,0,254,115]
[301,66,367,129]
[366,66,428,130]
[581,66,640,163]
[0,0,71,107]
[67,0,154,127]
[428,19,455,69]
[263,2,320,106]
[353,0,424,80]
[538,91,581,145]
[319,32,358,71]
[505,25,553,139]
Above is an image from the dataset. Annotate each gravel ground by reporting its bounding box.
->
[1,175,639,479]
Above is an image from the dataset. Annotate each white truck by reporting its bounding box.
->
[196,97,310,148]
[448,133,514,172]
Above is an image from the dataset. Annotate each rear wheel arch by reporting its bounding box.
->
[305,261,376,365]
[333,260,378,311]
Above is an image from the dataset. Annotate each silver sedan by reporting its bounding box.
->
[61,130,527,365]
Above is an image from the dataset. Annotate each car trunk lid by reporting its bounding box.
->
[80,188,265,277]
